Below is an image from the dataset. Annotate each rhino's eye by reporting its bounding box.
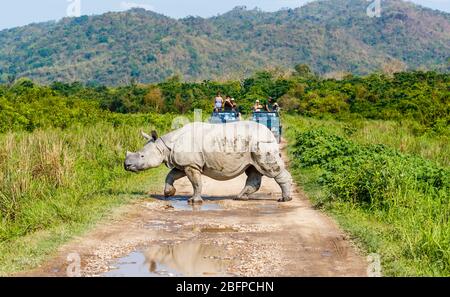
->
[140,155,144,158]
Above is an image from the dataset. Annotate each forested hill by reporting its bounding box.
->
[0,0,449,85]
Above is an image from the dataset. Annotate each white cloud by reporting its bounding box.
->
[120,2,154,11]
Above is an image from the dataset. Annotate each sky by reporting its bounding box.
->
[0,0,448,30]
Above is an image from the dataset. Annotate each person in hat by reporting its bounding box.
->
[231,98,242,119]
[231,98,237,111]
[272,102,280,114]
[253,99,263,112]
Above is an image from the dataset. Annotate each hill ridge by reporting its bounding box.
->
[0,0,448,85]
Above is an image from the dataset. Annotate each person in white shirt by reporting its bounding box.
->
[214,92,224,112]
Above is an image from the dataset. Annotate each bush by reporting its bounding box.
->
[291,130,359,167]
[291,129,450,274]
[293,129,449,206]
[0,114,175,242]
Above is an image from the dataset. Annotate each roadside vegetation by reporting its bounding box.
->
[0,117,174,275]
[0,68,448,275]
[284,116,449,276]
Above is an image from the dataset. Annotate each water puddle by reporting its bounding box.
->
[200,226,238,233]
[257,203,281,214]
[104,241,232,277]
[143,220,175,230]
[169,200,222,211]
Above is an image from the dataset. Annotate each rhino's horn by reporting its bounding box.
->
[141,131,152,140]
[126,151,132,157]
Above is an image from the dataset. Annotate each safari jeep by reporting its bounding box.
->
[251,112,282,143]
[209,111,240,124]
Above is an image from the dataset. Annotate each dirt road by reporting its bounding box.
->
[21,146,368,277]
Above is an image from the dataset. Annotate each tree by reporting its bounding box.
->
[173,94,191,114]
[143,87,165,113]
[294,64,313,77]
[7,74,16,86]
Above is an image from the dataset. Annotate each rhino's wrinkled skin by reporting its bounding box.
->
[124,121,292,204]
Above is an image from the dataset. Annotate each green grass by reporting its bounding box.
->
[283,114,449,167]
[0,116,173,275]
[284,115,450,276]
[0,167,167,275]
[1,111,448,276]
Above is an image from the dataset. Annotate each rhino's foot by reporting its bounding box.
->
[278,196,292,203]
[234,195,249,201]
[164,185,176,197]
[188,196,203,204]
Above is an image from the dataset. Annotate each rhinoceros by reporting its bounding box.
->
[124,121,292,204]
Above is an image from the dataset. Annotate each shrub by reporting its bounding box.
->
[291,129,450,274]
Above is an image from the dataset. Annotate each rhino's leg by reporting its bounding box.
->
[235,166,262,201]
[164,168,186,197]
[251,146,292,203]
[275,169,293,202]
[185,167,203,204]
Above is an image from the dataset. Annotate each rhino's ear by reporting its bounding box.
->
[151,130,158,141]
[141,131,152,141]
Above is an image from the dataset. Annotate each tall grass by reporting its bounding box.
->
[0,114,175,243]
[284,115,449,167]
[284,115,450,276]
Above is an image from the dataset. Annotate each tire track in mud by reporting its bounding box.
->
[19,143,368,277]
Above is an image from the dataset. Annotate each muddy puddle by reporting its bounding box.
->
[256,203,283,214]
[200,226,238,233]
[104,241,233,277]
[170,200,222,211]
